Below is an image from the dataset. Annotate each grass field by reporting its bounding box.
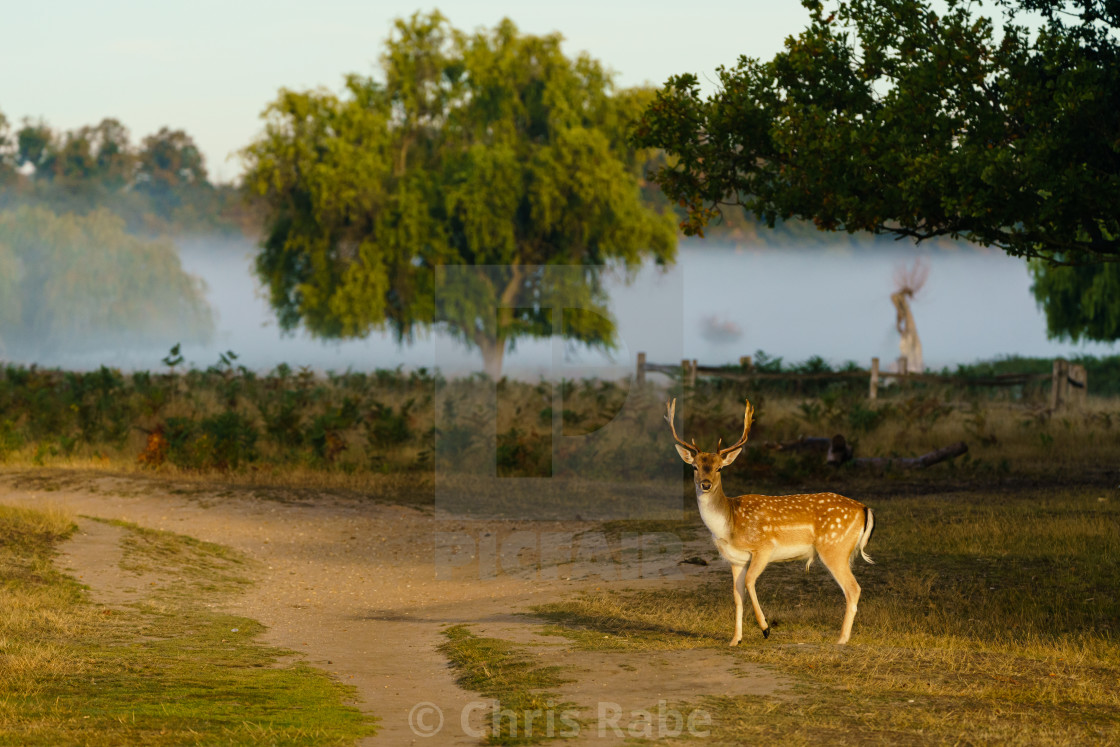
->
[2,360,1118,744]
[0,504,376,745]
[533,486,1120,744]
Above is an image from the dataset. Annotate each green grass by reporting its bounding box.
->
[533,488,1120,744]
[94,516,254,596]
[439,625,577,745]
[0,503,377,745]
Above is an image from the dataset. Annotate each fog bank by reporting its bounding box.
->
[9,236,1115,376]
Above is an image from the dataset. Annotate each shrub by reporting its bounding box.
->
[200,411,258,469]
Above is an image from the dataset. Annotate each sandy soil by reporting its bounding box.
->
[1,471,787,745]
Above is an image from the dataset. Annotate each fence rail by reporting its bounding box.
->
[635,353,1087,409]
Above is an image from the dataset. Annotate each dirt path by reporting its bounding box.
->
[1,471,785,744]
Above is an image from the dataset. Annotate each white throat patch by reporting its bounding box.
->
[696,490,731,542]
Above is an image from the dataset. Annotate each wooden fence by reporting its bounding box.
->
[634,352,1088,409]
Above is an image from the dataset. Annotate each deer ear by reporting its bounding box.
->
[720,448,742,466]
[674,445,695,464]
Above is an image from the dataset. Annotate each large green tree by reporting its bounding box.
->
[242,12,677,377]
[635,0,1120,340]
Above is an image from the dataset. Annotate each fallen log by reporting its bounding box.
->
[767,434,968,469]
[851,440,968,470]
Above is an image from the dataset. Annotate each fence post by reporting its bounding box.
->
[681,359,691,387]
[1068,363,1087,409]
[1051,359,1069,411]
[689,359,698,388]
[739,355,752,370]
[869,357,880,400]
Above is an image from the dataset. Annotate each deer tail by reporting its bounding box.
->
[858,507,875,564]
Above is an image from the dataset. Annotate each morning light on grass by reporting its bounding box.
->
[2,1,1119,744]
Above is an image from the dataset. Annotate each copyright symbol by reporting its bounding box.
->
[409,701,444,737]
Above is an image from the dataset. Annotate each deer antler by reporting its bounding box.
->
[664,399,698,454]
[718,399,754,456]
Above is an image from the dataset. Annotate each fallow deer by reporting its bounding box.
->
[666,398,875,645]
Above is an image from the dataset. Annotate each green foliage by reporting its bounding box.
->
[0,359,440,473]
[635,0,1120,332]
[1030,259,1120,341]
[895,393,954,436]
[309,400,360,464]
[846,400,889,434]
[0,206,213,358]
[163,411,259,471]
[243,12,677,377]
[496,426,551,477]
[2,350,1117,478]
[201,411,259,468]
[949,353,1120,396]
[0,418,23,459]
[797,387,889,434]
[366,399,414,447]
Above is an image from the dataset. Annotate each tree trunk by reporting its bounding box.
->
[479,336,506,380]
[476,266,523,380]
[766,435,967,469]
[852,441,967,469]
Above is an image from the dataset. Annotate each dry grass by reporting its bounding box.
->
[0,503,376,744]
[534,487,1120,744]
[0,504,97,699]
[757,393,1120,476]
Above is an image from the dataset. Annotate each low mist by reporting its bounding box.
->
[5,235,1115,376]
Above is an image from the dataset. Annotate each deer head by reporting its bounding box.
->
[665,398,754,496]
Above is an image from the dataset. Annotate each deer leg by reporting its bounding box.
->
[744,548,773,639]
[729,562,746,646]
[820,549,862,644]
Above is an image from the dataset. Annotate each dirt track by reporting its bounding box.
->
[1,471,785,745]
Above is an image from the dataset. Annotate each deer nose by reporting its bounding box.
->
[699,479,713,492]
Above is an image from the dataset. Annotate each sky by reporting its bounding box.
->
[0,1,812,183]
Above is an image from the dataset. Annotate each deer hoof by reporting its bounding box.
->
[762,627,770,639]
[728,637,741,647]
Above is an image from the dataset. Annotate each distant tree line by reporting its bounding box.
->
[0,110,256,235]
